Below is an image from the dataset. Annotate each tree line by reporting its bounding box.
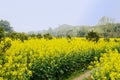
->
[0,16,120,42]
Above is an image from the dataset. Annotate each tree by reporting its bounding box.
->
[48,27,53,35]
[0,26,5,42]
[36,33,42,39]
[0,26,11,52]
[66,35,71,39]
[10,32,18,40]
[10,32,28,42]
[86,30,99,42]
[0,20,14,33]
[77,30,86,37]
[98,16,115,25]
[56,34,63,38]
[30,34,36,38]
[18,33,28,42]
[43,33,53,40]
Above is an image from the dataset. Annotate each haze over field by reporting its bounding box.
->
[0,0,120,32]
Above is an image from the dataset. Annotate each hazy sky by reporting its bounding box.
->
[0,0,120,32]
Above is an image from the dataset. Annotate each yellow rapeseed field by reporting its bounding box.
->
[90,50,120,80]
[0,38,120,80]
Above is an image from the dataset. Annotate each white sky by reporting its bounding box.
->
[0,0,120,32]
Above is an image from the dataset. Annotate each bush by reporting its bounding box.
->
[43,33,53,40]
[0,27,5,42]
[114,39,119,42]
[86,30,99,42]
[30,34,36,38]
[2,39,12,52]
[10,32,28,42]
[66,35,71,39]
[104,38,110,42]
[36,33,42,39]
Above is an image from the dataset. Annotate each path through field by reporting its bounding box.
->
[73,70,92,80]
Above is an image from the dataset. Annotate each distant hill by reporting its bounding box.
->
[37,23,120,38]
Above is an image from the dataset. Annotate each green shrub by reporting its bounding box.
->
[43,33,53,40]
[0,27,5,42]
[36,33,42,39]
[86,31,99,42]
[104,38,110,42]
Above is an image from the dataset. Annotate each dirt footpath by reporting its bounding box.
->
[73,70,92,80]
